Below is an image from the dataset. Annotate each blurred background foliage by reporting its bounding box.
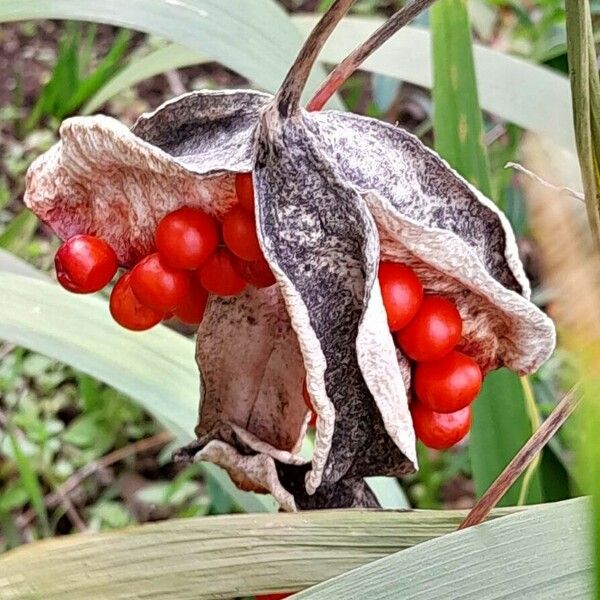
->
[0,0,596,565]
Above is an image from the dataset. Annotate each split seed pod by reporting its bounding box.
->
[24,1,555,510]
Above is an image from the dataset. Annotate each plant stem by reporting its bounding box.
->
[306,0,438,111]
[516,375,541,506]
[276,0,356,117]
[459,387,581,530]
[565,0,600,250]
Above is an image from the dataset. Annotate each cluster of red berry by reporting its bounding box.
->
[379,262,483,450]
[53,173,481,451]
[53,173,275,331]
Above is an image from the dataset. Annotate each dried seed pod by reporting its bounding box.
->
[24,1,554,510]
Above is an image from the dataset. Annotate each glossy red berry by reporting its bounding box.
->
[395,295,462,361]
[233,255,276,288]
[198,248,247,296]
[130,253,190,312]
[109,273,163,331]
[410,402,471,450]
[378,261,423,331]
[256,595,291,600]
[414,351,483,413]
[175,280,209,325]
[235,172,255,213]
[303,381,317,427]
[222,206,263,262]
[55,234,118,294]
[155,207,219,270]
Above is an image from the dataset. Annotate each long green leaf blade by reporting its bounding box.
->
[0,209,38,256]
[471,369,543,505]
[0,269,403,512]
[431,0,491,195]
[293,499,591,599]
[0,505,522,599]
[0,0,342,108]
[294,16,575,153]
[84,20,575,153]
[429,1,542,506]
[0,273,275,514]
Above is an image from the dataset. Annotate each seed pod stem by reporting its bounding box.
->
[276,0,356,118]
[307,0,439,112]
[458,386,580,530]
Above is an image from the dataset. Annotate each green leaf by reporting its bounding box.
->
[293,16,575,152]
[95,19,576,152]
[470,369,543,505]
[89,501,132,529]
[365,477,409,509]
[7,429,51,537]
[0,265,404,513]
[292,499,591,599]
[83,44,208,115]
[0,248,46,280]
[431,0,492,196]
[428,1,540,507]
[0,273,197,446]
[62,29,131,116]
[0,482,29,513]
[0,209,38,256]
[0,0,343,110]
[0,504,522,599]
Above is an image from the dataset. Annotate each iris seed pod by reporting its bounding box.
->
[24,0,555,510]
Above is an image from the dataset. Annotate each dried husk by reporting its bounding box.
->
[24,3,555,509]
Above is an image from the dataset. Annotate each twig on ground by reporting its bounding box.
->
[17,430,173,529]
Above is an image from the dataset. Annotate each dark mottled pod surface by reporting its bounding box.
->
[24,2,555,510]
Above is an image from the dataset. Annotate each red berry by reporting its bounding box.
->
[235,172,255,213]
[303,381,317,427]
[233,255,276,288]
[222,206,263,262]
[414,351,483,413]
[410,402,471,450]
[198,248,247,296]
[256,595,291,600]
[130,253,190,312]
[55,234,117,294]
[175,281,209,325]
[109,273,163,331]
[378,261,423,331]
[395,295,462,361]
[155,207,219,270]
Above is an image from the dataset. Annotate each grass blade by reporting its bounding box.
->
[83,45,208,115]
[7,429,51,538]
[64,29,131,116]
[0,209,38,256]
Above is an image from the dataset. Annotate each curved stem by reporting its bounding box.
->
[275,0,356,118]
[307,0,438,112]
